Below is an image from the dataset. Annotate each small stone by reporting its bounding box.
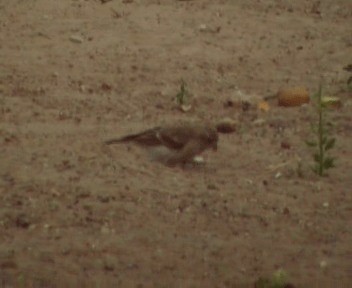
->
[69,35,84,43]
[198,23,220,33]
[193,156,204,163]
[199,24,207,31]
[319,260,328,268]
[180,104,192,112]
[275,172,282,179]
[253,118,266,126]
[245,179,253,185]
[323,202,329,208]
[43,224,51,229]
[28,224,36,230]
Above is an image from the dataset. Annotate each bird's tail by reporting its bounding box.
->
[104,138,122,145]
[104,134,140,145]
[105,127,161,146]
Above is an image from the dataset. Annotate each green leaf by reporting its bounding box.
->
[176,92,183,105]
[323,157,335,169]
[176,80,188,105]
[271,269,288,287]
[321,136,327,145]
[347,75,352,84]
[313,153,321,162]
[326,121,334,128]
[305,140,317,147]
[325,138,336,150]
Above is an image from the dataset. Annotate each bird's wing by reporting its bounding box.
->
[157,125,192,150]
[157,123,218,151]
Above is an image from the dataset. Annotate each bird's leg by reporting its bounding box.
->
[166,140,204,166]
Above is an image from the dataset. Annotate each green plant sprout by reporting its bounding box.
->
[254,269,292,288]
[306,85,336,176]
[175,79,189,106]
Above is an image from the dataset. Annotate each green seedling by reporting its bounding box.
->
[254,269,292,288]
[17,274,26,288]
[175,79,189,106]
[306,85,336,176]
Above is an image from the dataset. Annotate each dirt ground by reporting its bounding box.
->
[1,0,352,287]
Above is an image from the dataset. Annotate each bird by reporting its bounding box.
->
[105,121,219,166]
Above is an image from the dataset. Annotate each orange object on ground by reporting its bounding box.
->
[277,87,310,107]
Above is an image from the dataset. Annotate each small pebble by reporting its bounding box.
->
[193,156,204,163]
[253,118,266,126]
[319,260,328,268]
[69,35,84,43]
[275,172,282,179]
[199,24,207,31]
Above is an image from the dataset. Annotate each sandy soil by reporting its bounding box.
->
[1,0,352,287]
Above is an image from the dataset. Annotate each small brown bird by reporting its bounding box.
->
[105,122,218,166]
